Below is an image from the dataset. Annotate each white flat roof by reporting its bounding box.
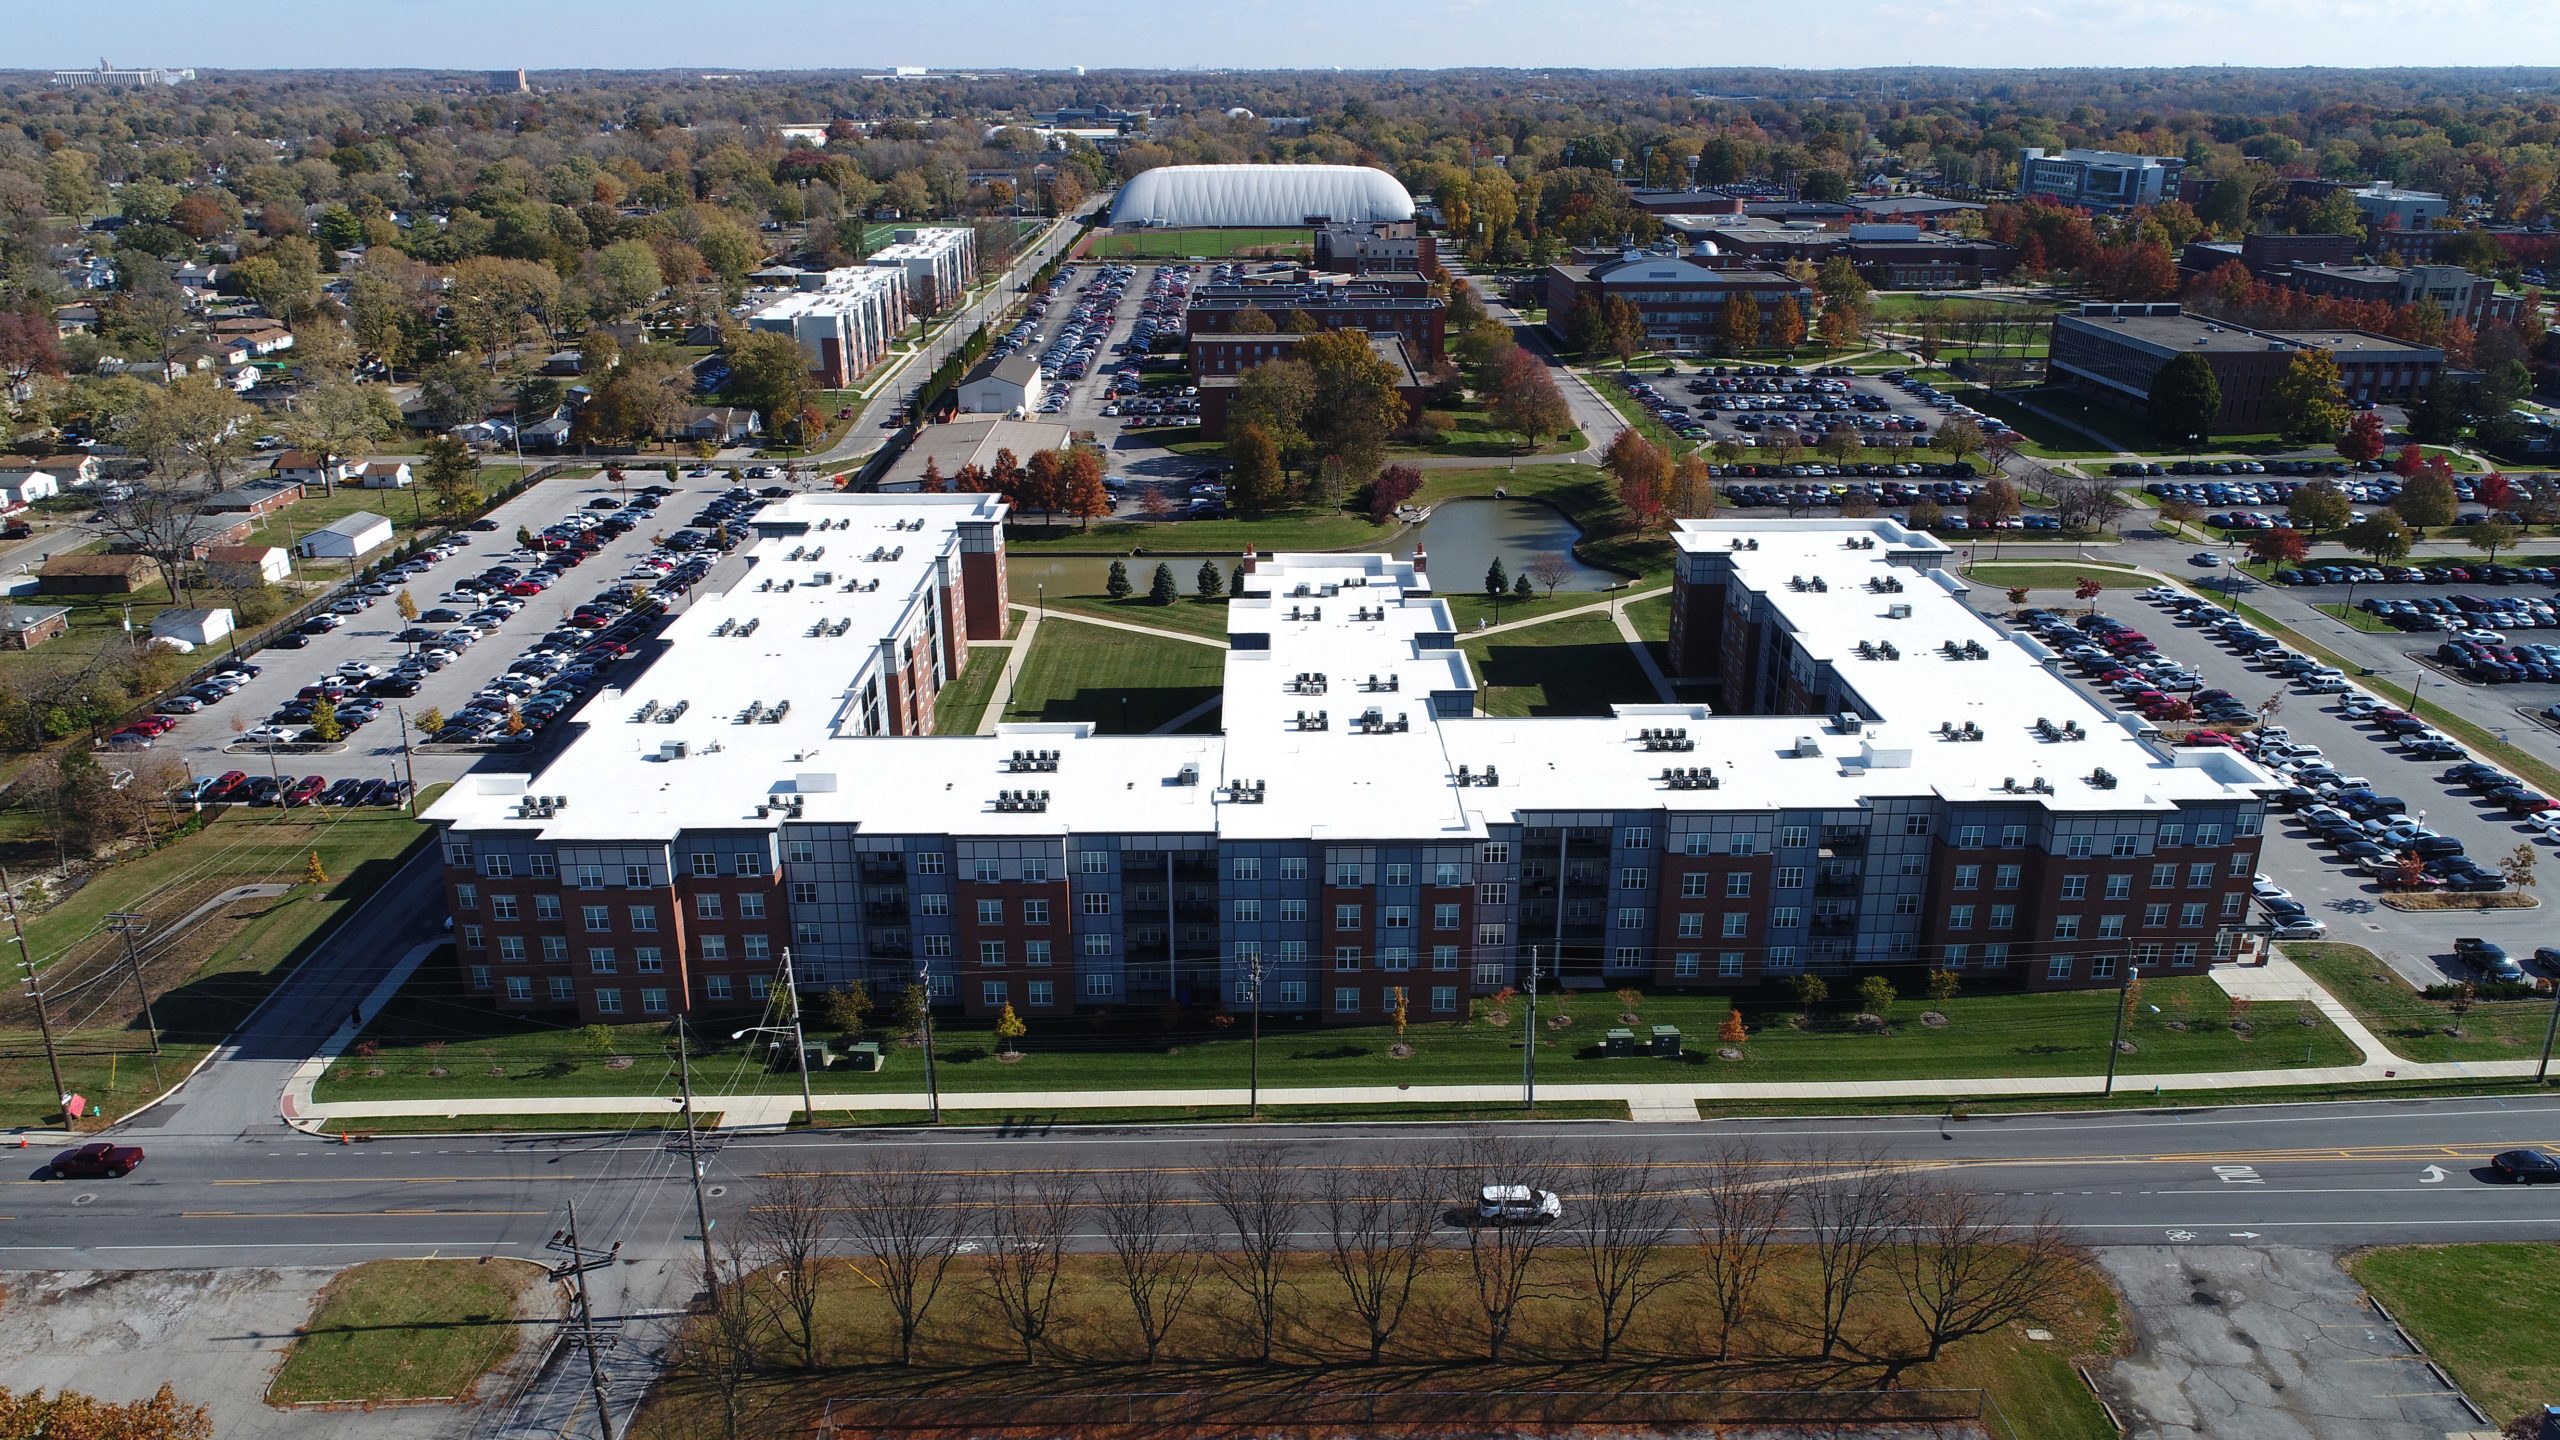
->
[431,518,2270,848]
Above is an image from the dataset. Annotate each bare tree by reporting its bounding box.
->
[1093,1167,1208,1365]
[99,373,257,603]
[1892,1178,2084,1364]
[1454,1133,1564,1362]
[1525,551,1573,598]
[740,1166,839,1369]
[681,1239,769,1440]
[844,1150,967,1365]
[1317,1158,1440,1362]
[1692,1142,1791,1362]
[1200,1143,1305,1362]
[1794,1147,1903,1360]
[1572,1148,1693,1361]
[976,1173,1078,1364]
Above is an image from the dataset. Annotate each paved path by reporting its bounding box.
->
[1609,601,1677,704]
[975,609,1045,734]
[1034,607,1229,649]
[1150,694,1223,735]
[1469,585,1671,639]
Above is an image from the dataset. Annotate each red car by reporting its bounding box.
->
[127,715,178,736]
[50,1142,144,1179]
[209,769,250,799]
[283,775,327,807]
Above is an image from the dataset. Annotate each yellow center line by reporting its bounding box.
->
[179,1209,548,1219]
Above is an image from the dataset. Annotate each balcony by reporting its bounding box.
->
[1812,912,1859,934]
[1815,870,1863,894]
[1818,831,1867,854]
[863,901,908,920]
[857,859,905,881]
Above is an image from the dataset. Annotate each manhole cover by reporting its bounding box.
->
[705,1185,728,1198]
[71,1192,97,1206]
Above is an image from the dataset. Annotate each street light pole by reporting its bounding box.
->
[2538,978,2560,1084]
[1522,945,1540,1112]
[1248,953,1263,1120]
[916,956,941,1123]
[780,947,813,1124]
[2103,963,2140,1096]
[674,1016,718,1299]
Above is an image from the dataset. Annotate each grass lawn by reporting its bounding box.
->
[1950,388,2130,460]
[2313,603,2398,633]
[1089,228,1311,259]
[1008,507,1397,555]
[2286,943,2559,1064]
[1698,1075,2555,1120]
[1392,395,1582,460]
[267,1259,548,1405]
[1035,588,1235,641]
[1592,373,1698,455]
[319,975,2354,1106]
[1967,563,2150,591]
[2349,1244,2560,1427]
[931,642,1011,734]
[240,469,533,580]
[815,1100,1634,1127]
[1461,612,1658,716]
[631,1246,2119,1440]
[1002,618,1224,733]
[1,789,441,1128]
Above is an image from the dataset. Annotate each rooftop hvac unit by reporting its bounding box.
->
[660,740,689,760]
[2089,767,2118,790]
[1794,736,1823,758]
[1835,712,1863,735]
[1175,762,1200,786]
[1887,603,1912,619]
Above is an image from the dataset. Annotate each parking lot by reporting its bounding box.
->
[1611,364,2003,452]
[103,467,773,793]
[2032,583,2560,987]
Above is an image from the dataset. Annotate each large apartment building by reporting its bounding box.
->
[747,266,911,386]
[2018,148,2185,213]
[866,226,979,314]
[428,502,2274,1026]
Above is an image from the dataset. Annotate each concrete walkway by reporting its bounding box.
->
[1150,694,1223,735]
[975,609,1044,734]
[1034,606,1229,649]
[1469,585,1671,639]
[1609,602,1677,704]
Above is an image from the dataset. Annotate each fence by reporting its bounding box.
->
[813,1386,2006,1438]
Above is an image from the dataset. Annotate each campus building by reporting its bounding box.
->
[866,226,978,315]
[1655,218,2020,290]
[2047,303,2444,434]
[1184,281,1447,367]
[747,266,911,387]
[1190,331,1426,440]
[2017,148,2185,213]
[1541,251,1815,354]
[427,504,2274,1025]
[1313,220,1439,276]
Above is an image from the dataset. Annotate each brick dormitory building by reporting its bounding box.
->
[2048,303,2443,435]
[428,501,2274,1025]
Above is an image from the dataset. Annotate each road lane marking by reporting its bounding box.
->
[180,1209,547,1219]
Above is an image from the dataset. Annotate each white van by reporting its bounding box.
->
[1477,1184,1562,1225]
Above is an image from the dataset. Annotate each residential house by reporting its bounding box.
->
[37,553,153,594]
[270,451,358,489]
[352,461,413,489]
[0,468,60,511]
[664,407,762,445]
[24,453,101,489]
[150,606,234,649]
[201,479,306,520]
[0,604,71,651]
[954,355,1045,416]
[296,512,393,561]
[203,544,291,587]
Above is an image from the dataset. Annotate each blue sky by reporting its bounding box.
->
[21,0,2552,71]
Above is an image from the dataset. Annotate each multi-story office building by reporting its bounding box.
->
[1312,220,1439,276]
[1542,251,1816,354]
[428,503,2273,1025]
[2018,148,2184,213]
[2049,303,2443,433]
[747,266,910,386]
[1191,332,1425,439]
[866,226,978,314]
[2349,183,2450,231]
[1184,281,1446,367]
[2280,263,2524,331]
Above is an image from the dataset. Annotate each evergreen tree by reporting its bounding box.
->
[1230,561,1248,596]
[1105,559,1131,599]
[1485,557,1509,597]
[1148,562,1178,606]
[1513,573,1534,599]
[1195,559,1225,598]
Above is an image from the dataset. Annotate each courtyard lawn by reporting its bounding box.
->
[2286,943,2560,1064]
[2350,1244,2560,1428]
[1461,612,1659,716]
[930,642,1011,734]
[1966,563,2149,591]
[318,974,2356,1107]
[2,789,441,1128]
[1008,507,1396,555]
[267,1259,546,1405]
[1002,617,1224,733]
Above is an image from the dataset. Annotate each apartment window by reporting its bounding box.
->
[794,923,821,945]
[2159,824,2185,848]
[786,841,815,864]
[505,976,532,1001]
[1957,825,1985,849]
[922,935,951,958]
[2188,863,2214,888]
[1478,881,1509,906]
[1722,912,1750,938]
[1435,863,1463,887]
[2150,863,2176,888]
[641,988,668,1015]
[1679,913,1706,939]
[2173,942,2199,968]
[2098,915,2125,939]
[977,899,1004,925]
[1335,946,1363,970]
[916,852,945,876]
[1479,842,1509,865]
[735,853,762,877]
[790,881,819,905]
[1953,865,1980,891]
[1767,946,1798,971]
[574,865,605,890]
[1611,946,1642,969]
[2061,875,2087,900]
[2135,943,2163,966]
[2092,954,2119,981]
[1278,979,1309,1004]
[1943,944,1969,969]
[1893,895,1920,917]
[2112,836,2139,858]
[1234,899,1263,924]
[699,935,727,962]
[1232,857,1261,881]
[1273,899,1304,924]
[1776,866,1805,889]
[628,905,657,933]
[1083,973,1116,998]
[1995,864,2021,890]
[2197,824,2224,846]
[445,839,476,868]
[1680,874,1709,899]
[982,981,1008,1007]
[547,975,574,1001]
[621,864,649,889]
[1025,940,1051,966]
[488,894,519,922]
[1988,904,2016,930]
[1474,962,1506,987]
[1621,826,1652,850]
[594,988,623,1014]
[1619,867,1649,890]
[1334,904,1362,930]
[498,936,526,963]
[2229,851,2253,877]
[534,896,560,921]
[636,947,664,974]
[739,894,764,919]
[980,940,1006,967]
[541,936,567,963]
[748,975,772,1000]
[1074,850,1110,877]
[455,884,479,912]
[581,904,610,932]
[1904,815,1931,836]
[1023,858,1047,883]
[2065,837,2093,860]
[2001,825,2027,849]
[2221,892,2247,918]
[1334,863,1363,887]
[2143,903,2170,928]
[528,853,556,879]
[1433,903,1460,930]
[1024,899,1050,925]
[2054,916,2081,940]
[703,974,732,1001]
[1947,905,1975,931]
[1382,905,1413,929]
[1027,980,1055,1007]
[691,853,718,878]
[1725,872,1753,898]
[1281,857,1310,880]
[1382,947,1413,972]
[1981,943,2009,969]
[974,858,1001,883]
[743,935,770,961]
[1730,833,1759,856]
[2236,811,2262,838]
[1082,933,1113,957]
[1083,893,1111,915]
[1778,825,1810,849]
[1334,987,1361,1015]
[1477,924,1506,946]
[2101,875,2130,901]
[2180,900,2210,926]
[1385,863,1413,886]
[460,924,483,950]
[482,854,514,880]
[2045,956,2072,981]
[1433,945,1459,970]
[1615,907,1644,930]
[1431,985,1458,1013]
[918,893,948,917]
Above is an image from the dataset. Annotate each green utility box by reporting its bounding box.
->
[1651,1025,1683,1057]
[1605,1027,1638,1057]
[846,1042,883,1072]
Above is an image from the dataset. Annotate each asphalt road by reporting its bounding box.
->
[11,1096,2560,1271]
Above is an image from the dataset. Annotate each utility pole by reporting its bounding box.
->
[1522,945,1540,1113]
[551,1201,623,1440]
[916,956,941,1124]
[2538,978,2560,1085]
[1247,953,1263,1120]
[780,947,813,1123]
[2,866,68,1117]
[394,706,420,815]
[672,1017,719,1299]
[104,912,161,1057]
[2103,963,2140,1097]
